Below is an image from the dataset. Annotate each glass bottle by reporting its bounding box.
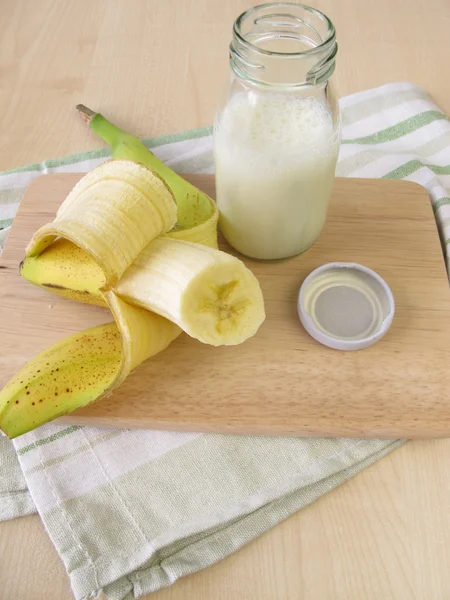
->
[214,2,340,260]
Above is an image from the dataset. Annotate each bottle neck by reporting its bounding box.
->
[229,3,337,89]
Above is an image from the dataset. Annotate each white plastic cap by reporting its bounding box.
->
[298,263,395,351]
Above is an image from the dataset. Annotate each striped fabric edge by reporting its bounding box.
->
[102,439,404,600]
[0,125,213,178]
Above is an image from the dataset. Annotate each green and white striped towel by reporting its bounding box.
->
[1,82,449,600]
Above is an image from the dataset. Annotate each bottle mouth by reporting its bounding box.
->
[230,2,337,86]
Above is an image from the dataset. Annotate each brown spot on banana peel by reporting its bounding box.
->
[41,283,90,295]
[42,283,67,290]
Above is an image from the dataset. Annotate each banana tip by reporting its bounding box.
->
[76,104,96,125]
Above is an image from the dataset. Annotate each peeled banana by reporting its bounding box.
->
[26,159,177,285]
[116,238,265,346]
[0,108,265,439]
[21,235,265,348]
[20,213,220,308]
[21,117,219,304]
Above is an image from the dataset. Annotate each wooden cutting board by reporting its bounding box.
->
[1,174,450,438]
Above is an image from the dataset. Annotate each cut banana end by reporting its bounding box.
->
[25,160,177,285]
[115,238,265,346]
[181,262,265,345]
[0,292,180,439]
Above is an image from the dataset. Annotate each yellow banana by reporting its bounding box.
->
[20,214,220,307]
[1,110,265,438]
[116,238,265,346]
[21,236,265,347]
[20,127,219,304]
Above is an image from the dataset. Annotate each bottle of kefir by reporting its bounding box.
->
[214,3,340,260]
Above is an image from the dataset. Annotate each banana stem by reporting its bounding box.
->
[76,104,131,150]
[76,104,97,125]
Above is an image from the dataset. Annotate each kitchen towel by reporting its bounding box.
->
[1,82,449,599]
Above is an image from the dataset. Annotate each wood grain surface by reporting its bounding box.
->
[2,173,450,439]
[2,0,450,599]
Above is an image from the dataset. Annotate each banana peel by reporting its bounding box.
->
[0,108,264,439]
[20,210,220,308]
[20,217,220,308]
[1,158,184,438]
[26,159,178,286]
[20,113,219,305]
[0,323,121,438]
[0,293,180,438]
[20,238,107,306]
[1,156,216,437]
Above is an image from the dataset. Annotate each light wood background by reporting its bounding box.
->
[1,0,450,599]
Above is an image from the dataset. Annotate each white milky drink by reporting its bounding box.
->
[214,92,340,260]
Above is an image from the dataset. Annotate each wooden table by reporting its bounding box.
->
[1,1,450,598]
